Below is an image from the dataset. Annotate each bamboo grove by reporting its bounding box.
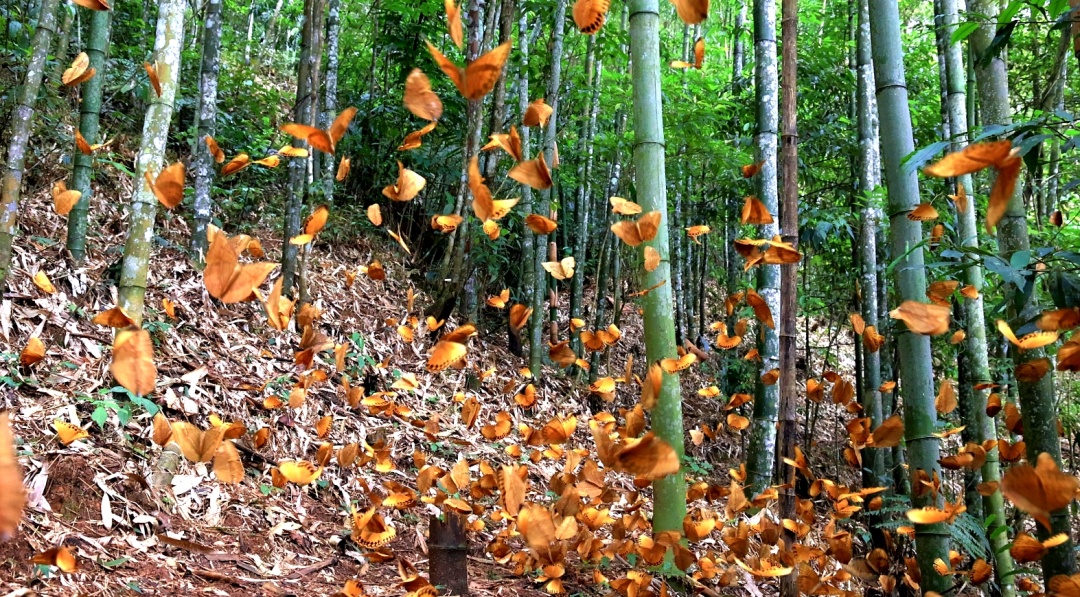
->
[0,0,1079,595]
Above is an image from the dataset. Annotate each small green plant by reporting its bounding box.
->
[77,387,159,428]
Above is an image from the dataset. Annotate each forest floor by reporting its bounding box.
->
[0,159,856,596]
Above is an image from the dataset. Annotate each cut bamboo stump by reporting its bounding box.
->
[429,513,469,596]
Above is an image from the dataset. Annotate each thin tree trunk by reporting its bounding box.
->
[117,0,185,324]
[937,0,1015,589]
[191,0,224,259]
[51,1,73,80]
[65,6,111,264]
[244,0,255,65]
[745,0,782,498]
[777,0,799,595]
[628,0,686,535]
[867,0,950,591]
[0,0,60,289]
[264,0,287,50]
[282,0,318,296]
[482,0,515,180]
[518,12,542,377]
[671,182,687,345]
[536,0,566,362]
[732,0,747,92]
[320,0,341,203]
[969,0,1075,580]
[855,0,887,548]
[447,0,486,318]
[570,35,599,356]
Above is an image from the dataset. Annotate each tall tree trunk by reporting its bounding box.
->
[969,0,1075,581]
[867,0,950,592]
[518,12,543,377]
[0,0,60,289]
[282,0,323,298]
[570,34,599,356]
[628,0,686,535]
[777,0,798,595]
[118,0,185,323]
[444,0,486,323]
[482,0,515,180]
[320,0,341,203]
[264,0,287,52]
[937,0,1015,589]
[191,0,224,259]
[671,181,687,346]
[65,6,111,264]
[732,0,747,93]
[855,0,887,547]
[536,0,566,361]
[745,0,782,498]
[51,1,73,80]
[244,0,255,65]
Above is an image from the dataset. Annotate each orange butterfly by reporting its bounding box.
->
[611,211,661,247]
[444,0,463,48]
[144,161,185,209]
[403,68,443,122]
[0,412,24,541]
[923,140,1021,232]
[426,40,511,101]
[523,98,554,127]
[382,161,426,201]
[144,62,162,96]
[670,0,710,24]
[573,0,610,34]
[51,181,81,216]
[671,38,705,69]
[204,233,276,303]
[62,52,95,86]
[111,327,157,396]
[281,107,357,154]
[508,154,553,190]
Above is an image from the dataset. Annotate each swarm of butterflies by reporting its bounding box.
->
[10,0,1080,593]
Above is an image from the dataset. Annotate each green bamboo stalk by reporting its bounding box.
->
[745,0,782,499]
[968,0,1075,580]
[855,0,885,496]
[627,0,686,535]
[866,0,951,592]
[569,35,599,357]
[65,7,112,264]
[0,0,60,289]
[117,0,185,324]
[937,0,1015,589]
[51,1,74,80]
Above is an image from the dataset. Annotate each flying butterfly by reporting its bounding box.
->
[671,38,705,69]
[923,140,1021,232]
[281,107,357,154]
[403,68,443,122]
[144,161,185,209]
[611,211,661,247]
[426,40,512,101]
[573,0,611,34]
[203,233,277,303]
[382,161,426,201]
[62,52,95,86]
[523,98,554,128]
[508,154,553,190]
